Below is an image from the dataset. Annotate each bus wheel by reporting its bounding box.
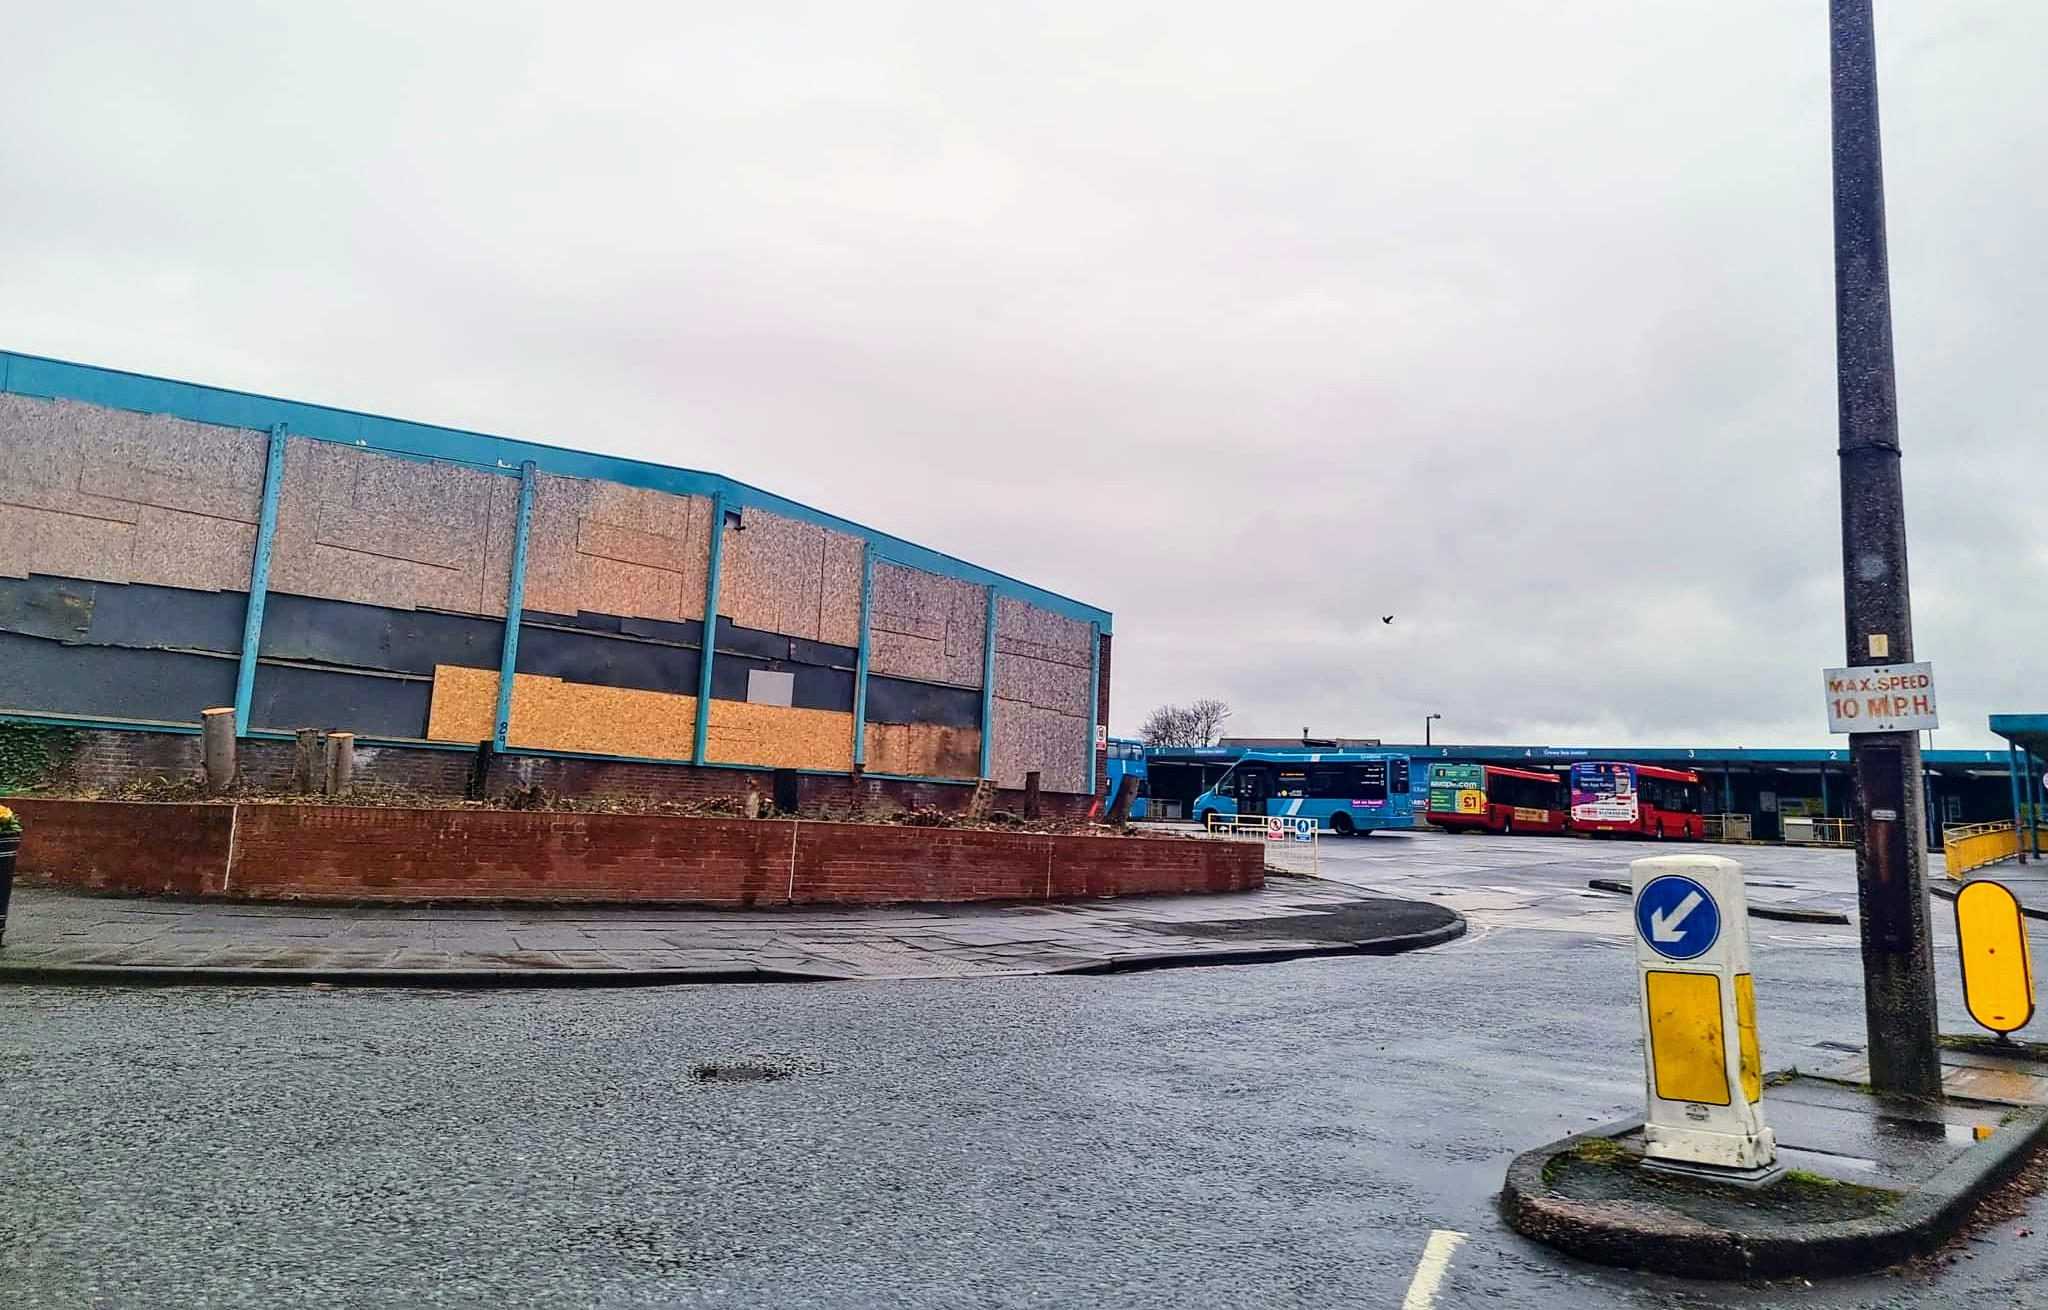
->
[1330,812,1354,837]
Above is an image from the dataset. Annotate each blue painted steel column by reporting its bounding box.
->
[492,461,538,750]
[692,493,727,765]
[2009,743,2027,864]
[2023,745,2039,859]
[1086,621,1101,795]
[232,423,288,735]
[851,548,874,768]
[977,586,999,779]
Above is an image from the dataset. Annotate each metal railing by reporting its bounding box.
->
[1782,815,1855,847]
[1200,814,1321,877]
[1938,821,2048,880]
[1704,814,1753,842]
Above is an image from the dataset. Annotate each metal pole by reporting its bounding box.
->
[977,587,999,780]
[2032,753,2042,858]
[2009,743,2028,865]
[232,423,288,735]
[1830,0,1941,1099]
[1086,621,1102,796]
[851,547,873,769]
[492,461,537,751]
[692,493,727,766]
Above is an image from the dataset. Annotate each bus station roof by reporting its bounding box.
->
[1989,716,2048,759]
[1144,742,2017,771]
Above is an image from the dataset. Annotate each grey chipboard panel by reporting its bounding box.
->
[718,508,863,647]
[523,474,712,624]
[867,560,987,688]
[267,438,519,617]
[0,394,267,593]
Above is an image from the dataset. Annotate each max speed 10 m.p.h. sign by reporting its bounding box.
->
[1823,662,1937,733]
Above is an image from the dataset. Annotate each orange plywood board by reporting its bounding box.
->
[705,699,855,771]
[427,665,700,760]
[863,722,981,780]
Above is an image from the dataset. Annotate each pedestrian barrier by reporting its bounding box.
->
[1782,816,1855,848]
[1938,821,2048,880]
[1200,814,1321,877]
[1703,814,1753,842]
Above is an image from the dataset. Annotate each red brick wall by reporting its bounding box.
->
[7,799,1259,907]
[33,727,1099,818]
[227,806,799,907]
[11,799,233,896]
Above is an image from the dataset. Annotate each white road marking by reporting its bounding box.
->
[1400,1229,1467,1310]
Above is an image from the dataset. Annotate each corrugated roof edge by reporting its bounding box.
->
[0,348,1112,631]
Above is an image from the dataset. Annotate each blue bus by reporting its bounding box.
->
[1191,751,1413,836]
[1105,736,1150,819]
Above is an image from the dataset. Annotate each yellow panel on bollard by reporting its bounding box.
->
[1633,854,1777,1177]
[1955,881,2034,1036]
[1736,973,1762,1104]
[1645,971,1729,1105]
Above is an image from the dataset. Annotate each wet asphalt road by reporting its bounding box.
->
[7,831,2048,1308]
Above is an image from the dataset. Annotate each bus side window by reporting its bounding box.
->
[1309,771,1339,798]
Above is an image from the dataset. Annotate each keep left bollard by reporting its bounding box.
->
[1633,854,1778,1180]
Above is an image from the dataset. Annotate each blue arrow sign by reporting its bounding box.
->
[1635,874,1721,961]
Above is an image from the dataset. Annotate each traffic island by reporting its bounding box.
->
[1501,1051,2048,1280]
[0,880,1465,986]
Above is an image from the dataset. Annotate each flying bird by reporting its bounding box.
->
[1381,615,1394,625]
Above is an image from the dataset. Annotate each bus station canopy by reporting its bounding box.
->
[1990,715,2048,760]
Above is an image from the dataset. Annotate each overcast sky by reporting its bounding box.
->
[3,3,2043,749]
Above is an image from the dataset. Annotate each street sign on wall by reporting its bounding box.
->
[1823,662,1938,733]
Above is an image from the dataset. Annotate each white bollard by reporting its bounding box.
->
[1632,854,1777,1176]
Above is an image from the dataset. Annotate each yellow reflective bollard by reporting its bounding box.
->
[1633,855,1777,1179]
[1954,881,2034,1036]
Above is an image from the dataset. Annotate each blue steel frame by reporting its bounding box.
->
[231,423,288,735]
[852,548,874,767]
[692,493,728,766]
[492,461,538,749]
[978,587,999,780]
[1086,622,1101,795]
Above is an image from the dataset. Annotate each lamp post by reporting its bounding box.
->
[1425,713,1442,748]
[1830,0,1940,1099]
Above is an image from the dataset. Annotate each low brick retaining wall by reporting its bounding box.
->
[8,799,1261,907]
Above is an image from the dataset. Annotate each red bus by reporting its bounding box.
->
[1567,761,1705,839]
[1424,763,1568,835]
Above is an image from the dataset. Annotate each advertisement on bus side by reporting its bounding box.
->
[1569,761,1638,824]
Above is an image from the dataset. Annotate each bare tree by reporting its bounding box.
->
[1185,698,1231,746]
[1139,699,1232,747]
